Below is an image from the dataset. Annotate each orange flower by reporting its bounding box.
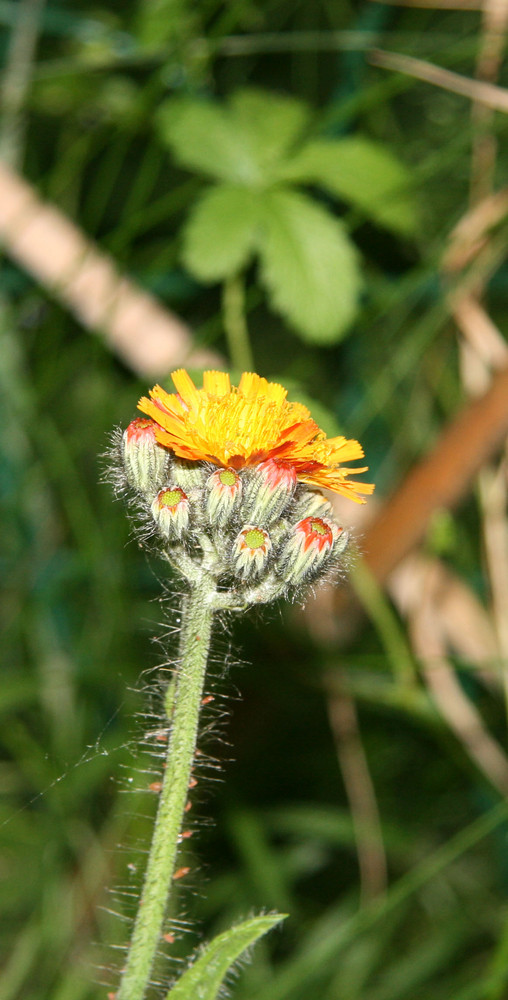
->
[138,370,374,503]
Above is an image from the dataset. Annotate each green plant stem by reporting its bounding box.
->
[222,272,254,372]
[0,0,46,168]
[117,575,216,1000]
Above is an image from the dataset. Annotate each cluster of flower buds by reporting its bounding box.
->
[118,418,349,605]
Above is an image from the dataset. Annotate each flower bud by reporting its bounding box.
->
[292,488,334,522]
[122,418,168,495]
[241,460,296,527]
[279,516,347,584]
[173,457,209,490]
[151,486,190,540]
[232,526,272,580]
[206,467,242,527]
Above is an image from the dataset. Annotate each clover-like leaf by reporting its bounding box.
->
[157,97,263,185]
[280,136,418,236]
[158,89,310,188]
[258,188,361,344]
[229,88,310,173]
[164,913,286,1000]
[182,184,262,281]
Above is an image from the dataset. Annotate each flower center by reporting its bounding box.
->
[218,469,238,487]
[244,528,267,550]
[310,519,329,536]
[159,488,186,509]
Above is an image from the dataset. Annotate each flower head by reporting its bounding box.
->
[138,370,374,503]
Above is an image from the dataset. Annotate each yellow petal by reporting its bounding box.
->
[327,438,365,463]
[147,384,185,416]
[238,371,288,404]
[171,369,201,408]
[203,370,231,397]
[238,372,261,397]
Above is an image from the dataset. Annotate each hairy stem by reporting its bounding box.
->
[117,576,216,1000]
[222,272,254,372]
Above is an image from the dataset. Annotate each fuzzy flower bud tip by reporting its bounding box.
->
[122,418,168,495]
[279,516,348,584]
[233,526,272,580]
[152,487,190,540]
[206,467,242,527]
[241,459,296,526]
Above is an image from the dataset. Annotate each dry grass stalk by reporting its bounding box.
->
[453,0,508,715]
[408,560,508,796]
[479,460,508,707]
[452,296,508,372]
[326,678,388,903]
[369,1,484,8]
[360,365,508,584]
[0,163,222,378]
[370,49,508,112]
[390,554,499,684]
[442,186,508,273]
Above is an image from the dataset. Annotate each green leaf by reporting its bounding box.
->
[164,913,286,1000]
[182,184,262,281]
[229,88,310,173]
[258,188,361,344]
[157,90,310,187]
[136,0,198,50]
[157,97,263,185]
[280,136,419,237]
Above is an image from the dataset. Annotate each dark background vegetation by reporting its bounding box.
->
[2,2,508,999]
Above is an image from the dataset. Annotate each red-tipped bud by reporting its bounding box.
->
[151,486,189,540]
[232,526,272,580]
[122,418,168,495]
[206,467,242,527]
[241,460,297,526]
[279,516,347,584]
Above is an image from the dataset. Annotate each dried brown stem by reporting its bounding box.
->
[453,296,508,372]
[370,49,508,112]
[470,1,508,206]
[409,561,508,796]
[369,0,484,7]
[457,0,508,711]
[390,554,498,679]
[326,674,387,903]
[0,163,222,377]
[361,366,508,584]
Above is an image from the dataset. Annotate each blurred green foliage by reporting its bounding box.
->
[157,86,417,343]
[2,2,508,999]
